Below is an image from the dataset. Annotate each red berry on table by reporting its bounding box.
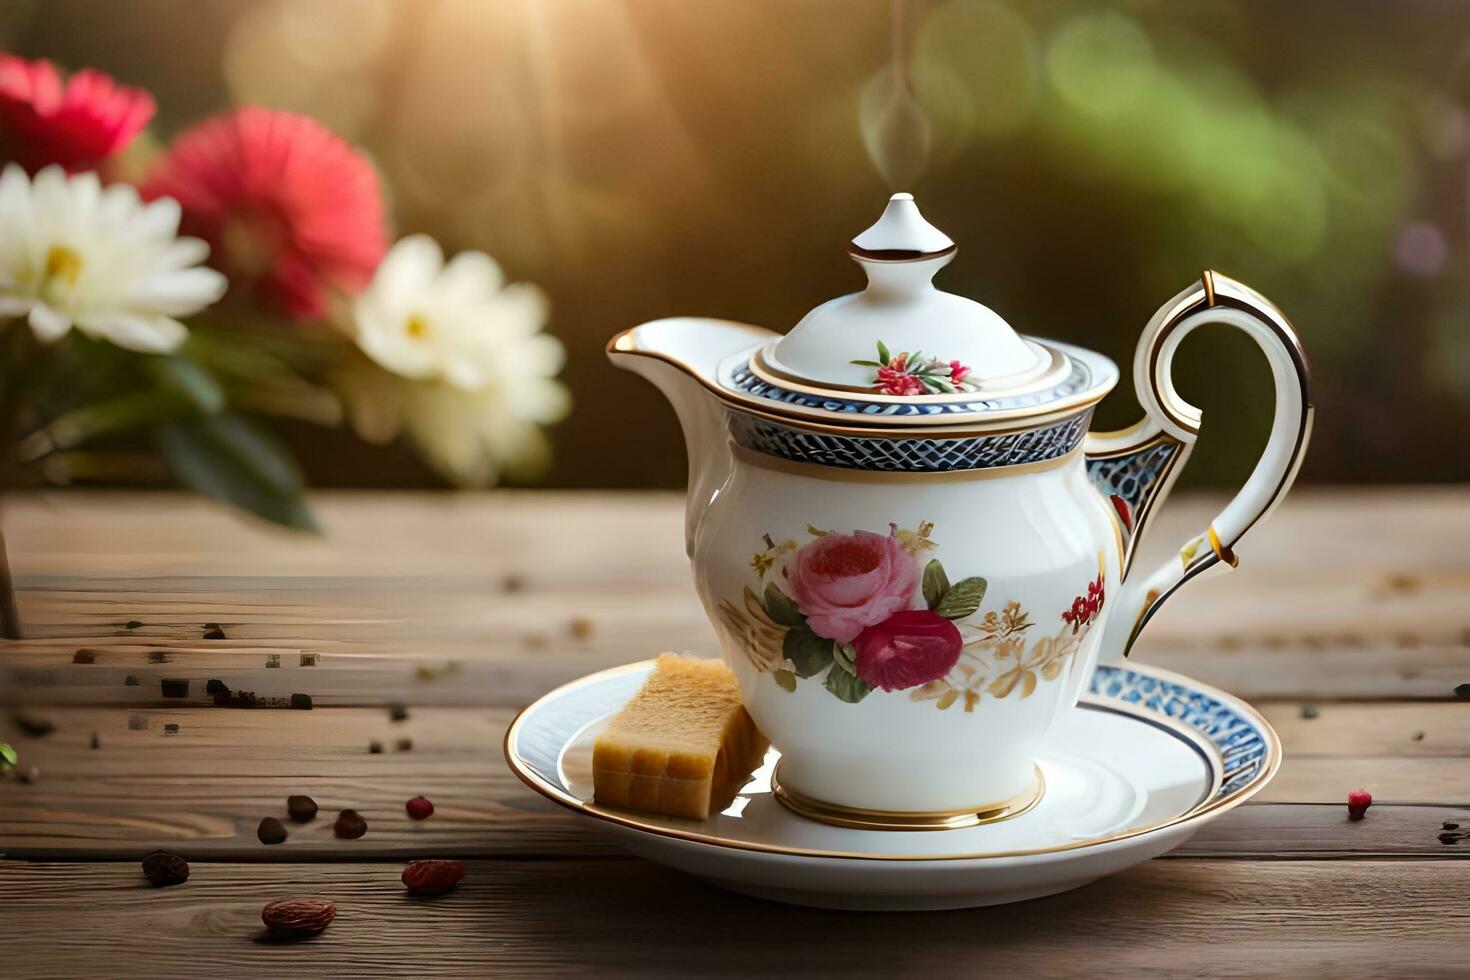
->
[1347,789,1372,820]
[406,795,434,820]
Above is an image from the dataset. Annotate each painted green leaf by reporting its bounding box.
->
[935,576,988,620]
[825,667,874,703]
[832,642,858,675]
[773,669,797,693]
[849,359,882,367]
[876,339,891,365]
[805,523,830,537]
[0,742,15,768]
[762,583,806,627]
[922,559,950,610]
[783,627,835,678]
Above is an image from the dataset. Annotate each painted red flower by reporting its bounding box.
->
[853,610,963,692]
[876,365,925,396]
[0,55,154,173]
[787,529,920,643]
[949,360,970,384]
[1062,575,1106,633]
[142,107,387,321]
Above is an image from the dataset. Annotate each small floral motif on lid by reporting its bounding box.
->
[852,340,977,395]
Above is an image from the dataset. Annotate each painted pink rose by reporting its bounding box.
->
[853,610,963,692]
[786,529,920,643]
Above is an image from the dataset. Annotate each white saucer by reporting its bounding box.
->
[505,660,1280,910]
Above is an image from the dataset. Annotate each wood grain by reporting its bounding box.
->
[3,859,1469,977]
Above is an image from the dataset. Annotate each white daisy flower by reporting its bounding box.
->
[0,164,227,353]
[346,234,570,485]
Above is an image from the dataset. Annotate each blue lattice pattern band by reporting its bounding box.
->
[728,410,1092,472]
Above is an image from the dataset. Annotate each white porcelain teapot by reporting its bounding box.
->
[608,194,1311,830]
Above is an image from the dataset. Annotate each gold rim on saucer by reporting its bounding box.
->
[769,764,1045,831]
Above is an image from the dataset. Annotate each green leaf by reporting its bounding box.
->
[922,559,951,610]
[773,670,797,693]
[762,582,806,628]
[0,742,15,768]
[805,524,829,537]
[783,626,835,678]
[832,642,858,675]
[876,339,890,365]
[935,576,988,620]
[849,359,882,367]
[824,667,873,703]
[156,414,317,531]
[146,355,225,415]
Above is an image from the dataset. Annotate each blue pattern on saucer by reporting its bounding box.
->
[1090,664,1270,797]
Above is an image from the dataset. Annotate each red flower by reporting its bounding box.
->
[1062,574,1106,633]
[949,360,970,384]
[852,609,963,692]
[875,365,925,396]
[787,530,920,644]
[142,107,387,320]
[0,55,154,173]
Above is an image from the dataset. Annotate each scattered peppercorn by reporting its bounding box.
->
[1439,832,1462,845]
[206,679,230,696]
[163,723,180,735]
[12,713,55,737]
[401,859,464,896]
[160,679,190,698]
[257,817,288,845]
[389,703,409,722]
[203,623,226,640]
[124,675,139,686]
[1299,705,1319,719]
[72,650,95,664]
[1347,788,1372,820]
[290,693,313,710]
[287,795,318,822]
[368,740,383,754]
[1444,822,1461,831]
[141,850,189,887]
[261,897,335,936]
[406,795,434,820]
[1411,731,1425,742]
[395,738,413,753]
[333,809,367,840]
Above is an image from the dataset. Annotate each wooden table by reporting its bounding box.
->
[1,489,1467,977]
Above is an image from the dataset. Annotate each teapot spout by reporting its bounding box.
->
[608,318,775,555]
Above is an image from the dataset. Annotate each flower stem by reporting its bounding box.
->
[0,326,39,639]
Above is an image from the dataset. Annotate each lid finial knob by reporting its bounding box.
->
[850,193,955,260]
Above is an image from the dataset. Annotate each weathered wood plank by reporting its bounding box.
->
[2,860,1468,976]
[3,704,1467,860]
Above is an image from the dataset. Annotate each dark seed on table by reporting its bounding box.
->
[406,795,434,820]
[1456,683,1470,699]
[389,703,409,722]
[160,678,190,698]
[290,693,313,710]
[1444,822,1461,830]
[163,723,180,735]
[124,675,139,686]
[141,850,189,887]
[90,732,100,749]
[1411,731,1425,741]
[257,816,288,844]
[1299,705,1318,719]
[12,713,55,737]
[287,795,318,822]
[147,652,172,664]
[1439,832,1462,845]
[205,679,230,696]
[395,738,413,752]
[72,650,95,664]
[333,809,367,840]
[368,740,383,754]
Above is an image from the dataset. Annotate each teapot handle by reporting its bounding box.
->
[1086,271,1313,661]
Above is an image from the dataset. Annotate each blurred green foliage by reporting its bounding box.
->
[9,0,1470,487]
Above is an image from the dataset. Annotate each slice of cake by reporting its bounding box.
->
[593,654,768,820]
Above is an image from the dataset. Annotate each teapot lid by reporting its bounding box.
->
[763,193,1047,395]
